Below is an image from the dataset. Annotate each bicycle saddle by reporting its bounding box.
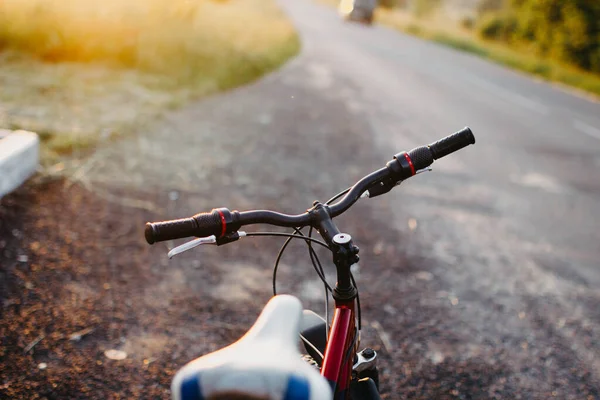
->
[172,295,333,400]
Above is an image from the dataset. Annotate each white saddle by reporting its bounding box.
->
[172,295,333,400]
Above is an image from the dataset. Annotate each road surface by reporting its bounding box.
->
[278,0,600,397]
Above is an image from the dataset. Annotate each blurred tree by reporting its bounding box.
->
[477,0,600,73]
[478,11,516,41]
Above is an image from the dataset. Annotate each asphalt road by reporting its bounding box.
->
[278,0,600,396]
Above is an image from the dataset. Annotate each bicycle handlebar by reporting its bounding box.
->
[145,211,224,245]
[406,126,475,171]
[145,127,475,244]
[429,127,475,160]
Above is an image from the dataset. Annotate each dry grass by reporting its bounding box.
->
[0,0,300,164]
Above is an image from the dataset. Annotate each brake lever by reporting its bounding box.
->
[167,232,248,259]
[168,236,217,258]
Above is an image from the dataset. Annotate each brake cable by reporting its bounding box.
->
[247,232,330,249]
[269,229,332,296]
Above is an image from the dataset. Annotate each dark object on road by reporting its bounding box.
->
[339,0,376,25]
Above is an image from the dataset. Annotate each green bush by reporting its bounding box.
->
[478,12,516,41]
[477,0,600,74]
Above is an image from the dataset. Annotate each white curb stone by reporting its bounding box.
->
[0,130,40,198]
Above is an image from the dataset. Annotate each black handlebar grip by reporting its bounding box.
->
[428,127,475,160]
[145,218,198,244]
[145,211,222,244]
[407,146,435,171]
[192,211,223,237]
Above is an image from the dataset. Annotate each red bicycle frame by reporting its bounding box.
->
[320,299,358,399]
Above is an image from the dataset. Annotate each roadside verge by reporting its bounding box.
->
[0,0,300,167]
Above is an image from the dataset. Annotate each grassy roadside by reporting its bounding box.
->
[374,7,600,98]
[0,0,300,166]
[322,0,600,99]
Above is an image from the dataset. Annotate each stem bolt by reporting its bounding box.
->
[333,233,352,245]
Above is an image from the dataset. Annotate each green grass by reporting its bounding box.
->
[319,0,600,98]
[374,7,600,98]
[433,34,600,96]
[0,0,300,165]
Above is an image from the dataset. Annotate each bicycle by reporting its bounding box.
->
[145,127,476,400]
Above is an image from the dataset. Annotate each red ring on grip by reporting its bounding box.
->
[403,153,416,176]
[216,210,227,238]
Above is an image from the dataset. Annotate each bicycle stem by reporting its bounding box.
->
[310,202,359,302]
